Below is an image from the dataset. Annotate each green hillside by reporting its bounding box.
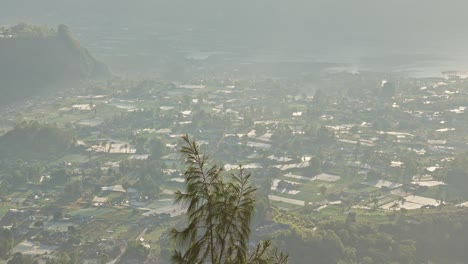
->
[0,121,76,160]
[0,23,110,103]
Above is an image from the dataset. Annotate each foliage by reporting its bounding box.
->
[119,159,164,198]
[445,154,468,195]
[2,160,45,188]
[381,81,396,98]
[125,241,150,263]
[45,252,82,264]
[5,23,55,38]
[63,180,83,202]
[275,210,468,264]
[0,227,13,258]
[147,137,166,159]
[33,220,44,228]
[171,135,287,264]
[7,253,35,264]
[0,121,76,160]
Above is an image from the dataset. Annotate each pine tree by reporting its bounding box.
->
[171,135,288,264]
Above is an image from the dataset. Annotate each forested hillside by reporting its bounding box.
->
[0,121,76,160]
[273,210,468,264]
[0,24,109,103]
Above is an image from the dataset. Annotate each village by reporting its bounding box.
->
[0,70,467,263]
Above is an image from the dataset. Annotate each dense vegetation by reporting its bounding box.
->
[274,210,468,264]
[171,136,287,264]
[0,121,76,160]
[0,23,109,103]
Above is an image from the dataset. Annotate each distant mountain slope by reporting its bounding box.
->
[0,24,110,103]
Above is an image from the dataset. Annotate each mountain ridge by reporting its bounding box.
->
[0,23,110,104]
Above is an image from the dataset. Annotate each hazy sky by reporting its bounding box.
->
[3,0,468,73]
[3,0,468,48]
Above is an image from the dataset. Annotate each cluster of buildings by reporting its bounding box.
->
[0,71,467,262]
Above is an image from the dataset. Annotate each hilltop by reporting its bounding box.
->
[0,23,110,104]
[0,121,76,160]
